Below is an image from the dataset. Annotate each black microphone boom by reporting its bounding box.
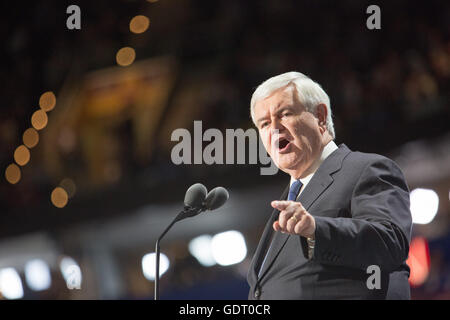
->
[154,183,229,300]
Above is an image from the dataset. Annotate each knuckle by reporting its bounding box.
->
[295,221,306,233]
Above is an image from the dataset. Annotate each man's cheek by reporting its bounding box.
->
[260,135,271,154]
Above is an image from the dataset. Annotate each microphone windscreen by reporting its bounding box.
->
[205,187,229,210]
[184,183,207,208]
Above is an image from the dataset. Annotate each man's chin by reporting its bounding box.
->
[274,158,299,173]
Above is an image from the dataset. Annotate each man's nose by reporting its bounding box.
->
[270,118,284,134]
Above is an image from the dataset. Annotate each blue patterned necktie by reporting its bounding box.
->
[258,179,303,278]
[288,180,303,201]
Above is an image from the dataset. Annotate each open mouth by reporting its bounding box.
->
[279,139,289,149]
[276,138,291,153]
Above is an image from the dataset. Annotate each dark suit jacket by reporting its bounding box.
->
[247,144,412,300]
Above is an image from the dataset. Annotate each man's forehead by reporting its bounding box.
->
[255,85,296,112]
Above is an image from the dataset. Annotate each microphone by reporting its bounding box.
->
[178,185,229,220]
[184,183,208,208]
[177,183,208,220]
[204,186,229,210]
[154,183,229,300]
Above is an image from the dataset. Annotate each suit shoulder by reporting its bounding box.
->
[348,150,390,163]
[344,149,406,180]
[342,149,410,195]
[343,149,400,172]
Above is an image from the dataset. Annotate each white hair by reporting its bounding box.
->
[250,71,335,139]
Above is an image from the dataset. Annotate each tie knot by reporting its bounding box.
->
[288,180,303,201]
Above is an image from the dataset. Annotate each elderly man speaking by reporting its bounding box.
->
[247,72,412,300]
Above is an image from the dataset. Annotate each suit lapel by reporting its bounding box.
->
[248,184,289,285]
[256,224,290,280]
[255,144,351,282]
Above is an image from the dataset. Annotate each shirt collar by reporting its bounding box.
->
[290,140,338,187]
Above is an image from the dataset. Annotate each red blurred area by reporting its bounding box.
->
[407,237,431,287]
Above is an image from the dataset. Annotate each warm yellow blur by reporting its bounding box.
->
[23,128,39,148]
[39,91,56,111]
[130,15,150,34]
[5,163,21,184]
[31,109,48,130]
[14,145,31,166]
[51,187,69,208]
[116,47,136,67]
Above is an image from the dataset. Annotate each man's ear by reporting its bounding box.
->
[316,103,328,128]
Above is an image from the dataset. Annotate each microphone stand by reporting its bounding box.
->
[154,206,203,300]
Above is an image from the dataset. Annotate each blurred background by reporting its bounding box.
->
[0,0,449,300]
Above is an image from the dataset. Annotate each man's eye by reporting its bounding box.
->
[260,122,268,128]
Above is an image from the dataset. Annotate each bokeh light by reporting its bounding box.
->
[23,128,39,148]
[5,163,21,184]
[188,235,216,267]
[211,230,247,266]
[116,47,136,67]
[24,259,52,291]
[0,268,24,299]
[39,91,56,111]
[31,109,48,130]
[129,15,150,34]
[51,187,69,208]
[142,252,170,281]
[406,237,430,287]
[59,257,82,290]
[14,145,30,166]
[410,188,439,224]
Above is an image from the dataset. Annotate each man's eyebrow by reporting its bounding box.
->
[256,105,293,125]
[256,116,268,125]
[274,105,293,114]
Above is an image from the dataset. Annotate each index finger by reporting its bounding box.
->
[271,200,295,210]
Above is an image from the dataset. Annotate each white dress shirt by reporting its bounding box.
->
[290,140,338,195]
